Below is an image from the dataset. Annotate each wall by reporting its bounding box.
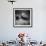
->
[0,0,46,42]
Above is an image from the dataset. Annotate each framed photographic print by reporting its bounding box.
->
[13,8,33,28]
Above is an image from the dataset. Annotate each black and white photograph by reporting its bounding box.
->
[13,8,32,27]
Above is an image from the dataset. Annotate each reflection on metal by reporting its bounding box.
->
[43,44,46,46]
[0,33,45,46]
[7,40,16,44]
